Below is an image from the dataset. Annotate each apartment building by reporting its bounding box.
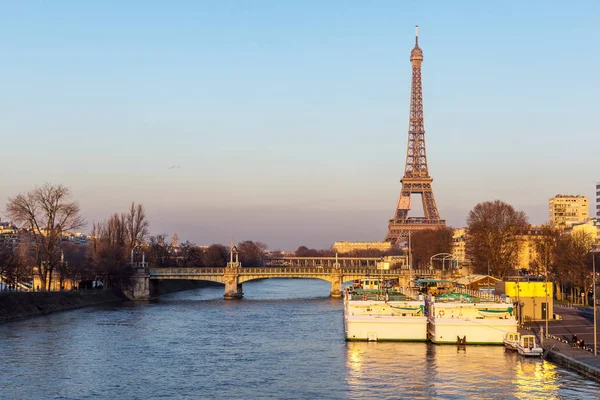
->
[549,194,589,228]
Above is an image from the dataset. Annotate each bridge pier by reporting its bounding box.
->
[224,246,243,300]
[330,263,343,298]
[224,283,243,300]
[128,266,159,300]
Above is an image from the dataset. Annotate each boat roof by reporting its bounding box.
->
[455,274,501,285]
[412,279,455,284]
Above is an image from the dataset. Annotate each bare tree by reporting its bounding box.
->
[532,224,559,275]
[204,244,228,267]
[89,203,149,276]
[466,200,529,279]
[179,241,205,267]
[6,184,84,290]
[238,241,268,267]
[147,234,175,267]
[554,231,595,303]
[126,203,149,250]
[410,227,454,269]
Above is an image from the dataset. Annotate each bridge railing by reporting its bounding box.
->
[149,266,436,277]
[240,267,331,275]
[150,268,225,275]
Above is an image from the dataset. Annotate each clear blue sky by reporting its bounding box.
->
[1,1,599,249]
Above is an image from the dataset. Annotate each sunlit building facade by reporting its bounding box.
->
[332,241,392,254]
[548,194,589,228]
[496,280,553,322]
[451,228,467,263]
[0,221,20,251]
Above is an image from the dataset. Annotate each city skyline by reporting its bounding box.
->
[1,2,599,249]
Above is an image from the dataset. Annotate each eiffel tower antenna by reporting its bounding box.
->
[415,25,418,46]
[384,27,446,246]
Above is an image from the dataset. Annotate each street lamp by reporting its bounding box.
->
[592,248,600,356]
[430,253,454,270]
[545,252,549,345]
[131,243,141,266]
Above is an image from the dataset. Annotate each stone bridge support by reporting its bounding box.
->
[128,266,158,300]
[224,255,243,300]
[330,264,343,298]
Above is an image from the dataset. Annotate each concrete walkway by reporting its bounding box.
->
[518,304,600,381]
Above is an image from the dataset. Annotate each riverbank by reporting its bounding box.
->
[0,291,127,324]
[521,306,600,383]
[0,280,223,324]
[543,340,600,382]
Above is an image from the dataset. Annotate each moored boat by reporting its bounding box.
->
[504,332,520,351]
[517,335,543,357]
[344,288,427,342]
[425,294,518,345]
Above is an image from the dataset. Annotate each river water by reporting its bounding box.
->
[1,279,599,399]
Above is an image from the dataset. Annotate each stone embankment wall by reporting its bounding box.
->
[0,280,222,323]
[0,291,126,324]
[545,350,600,383]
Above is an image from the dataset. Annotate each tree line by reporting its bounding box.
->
[0,184,270,291]
[2,184,597,302]
[465,200,597,304]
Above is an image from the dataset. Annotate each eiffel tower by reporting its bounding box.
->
[384,26,445,246]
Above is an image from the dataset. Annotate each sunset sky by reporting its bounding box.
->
[1,1,599,249]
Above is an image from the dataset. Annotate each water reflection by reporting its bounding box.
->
[346,342,597,399]
[513,355,561,400]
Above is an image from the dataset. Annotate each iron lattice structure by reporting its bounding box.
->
[385,27,446,246]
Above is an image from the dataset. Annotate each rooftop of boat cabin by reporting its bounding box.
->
[412,279,455,284]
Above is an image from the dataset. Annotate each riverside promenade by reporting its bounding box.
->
[521,304,600,381]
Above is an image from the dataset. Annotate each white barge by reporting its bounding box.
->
[344,291,427,342]
[425,294,518,345]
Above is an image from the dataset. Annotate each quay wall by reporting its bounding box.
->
[0,291,126,324]
[0,280,222,324]
[545,350,600,383]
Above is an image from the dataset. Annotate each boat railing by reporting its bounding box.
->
[348,293,411,302]
[454,287,507,303]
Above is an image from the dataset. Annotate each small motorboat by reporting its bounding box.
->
[503,332,520,351]
[517,334,543,357]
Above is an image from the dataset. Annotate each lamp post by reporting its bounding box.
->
[593,248,599,356]
[488,261,491,297]
[545,252,549,345]
[430,253,454,270]
[131,243,140,266]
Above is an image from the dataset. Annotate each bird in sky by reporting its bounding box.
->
[169,165,181,169]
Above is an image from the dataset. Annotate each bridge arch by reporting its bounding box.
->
[239,275,333,284]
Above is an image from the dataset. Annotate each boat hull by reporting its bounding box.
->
[344,300,427,341]
[503,341,518,351]
[428,318,518,345]
[517,346,543,357]
[345,315,428,341]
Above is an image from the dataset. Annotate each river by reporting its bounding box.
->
[1,279,599,399]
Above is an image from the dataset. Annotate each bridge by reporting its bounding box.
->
[128,255,435,300]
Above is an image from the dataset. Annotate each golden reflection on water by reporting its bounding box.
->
[345,343,564,399]
[513,356,560,400]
